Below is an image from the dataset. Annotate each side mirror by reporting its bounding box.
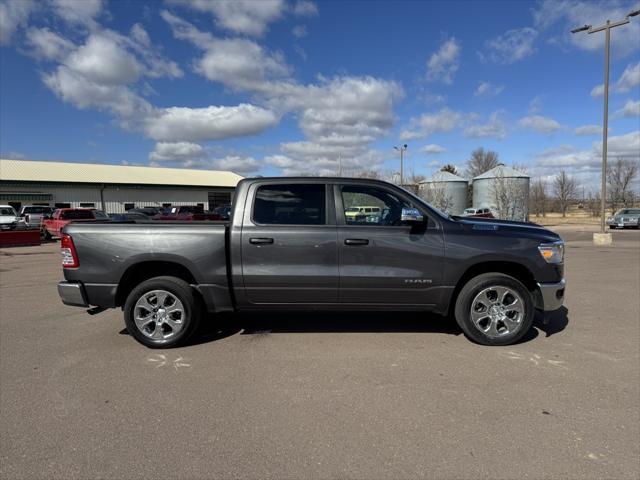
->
[401,208,424,224]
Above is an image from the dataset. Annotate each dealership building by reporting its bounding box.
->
[0,159,243,213]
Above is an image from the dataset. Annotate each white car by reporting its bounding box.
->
[0,205,20,230]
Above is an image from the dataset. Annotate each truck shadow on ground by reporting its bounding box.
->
[185,307,569,347]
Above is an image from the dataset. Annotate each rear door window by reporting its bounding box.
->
[253,184,326,225]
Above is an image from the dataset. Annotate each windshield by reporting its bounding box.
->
[619,209,640,215]
[61,210,94,220]
[346,207,360,212]
[23,206,52,214]
[0,207,16,216]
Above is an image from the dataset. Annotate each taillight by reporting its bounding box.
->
[61,234,79,268]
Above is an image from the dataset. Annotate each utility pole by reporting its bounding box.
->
[338,153,342,177]
[572,9,639,245]
[394,144,407,186]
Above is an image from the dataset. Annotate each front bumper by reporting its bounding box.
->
[58,281,89,307]
[536,278,566,311]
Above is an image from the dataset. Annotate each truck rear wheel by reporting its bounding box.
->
[124,276,202,348]
[454,273,534,346]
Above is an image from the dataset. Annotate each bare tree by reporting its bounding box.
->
[465,148,499,178]
[586,190,601,217]
[490,171,529,221]
[420,182,454,213]
[607,158,638,213]
[530,178,548,217]
[553,170,577,217]
[440,164,459,175]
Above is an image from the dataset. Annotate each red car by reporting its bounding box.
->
[43,208,96,239]
[152,206,222,221]
[462,207,494,218]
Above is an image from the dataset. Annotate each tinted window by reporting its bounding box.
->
[23,206,52,214]
[341,185,415,226]
[254,184,326,225]
[61,210,94,220]
[1,207,16,215]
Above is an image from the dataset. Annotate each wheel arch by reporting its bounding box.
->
[447,260,538,316]
[115,261,198,307]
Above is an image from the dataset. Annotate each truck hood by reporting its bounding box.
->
[451,216,561,241]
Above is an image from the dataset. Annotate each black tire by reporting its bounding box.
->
[42,229,52,241]
[454,273,535,346]
[609,225,616,230]
[123,276,202,348]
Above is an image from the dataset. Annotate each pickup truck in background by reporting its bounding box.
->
[152,205,222,221]
[20,206,55,228]
[43,208,97,239]
[57,177,566,348]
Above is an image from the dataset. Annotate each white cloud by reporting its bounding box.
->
[211,155,261,175]
[148,142,206,162]
[533,0,640,57]
[144,104,279,142]
[574,124,602,136]
[591,84,604,98]
[0,0,36,45]
[168,0,286,36]
[26,27,74,61]
[43,65,153,119]
[464,111,507,139]
[400,108,466,140]
[615,99,640,118]
[518,115,562,133]
[480,27,537,64]
[50,0,104,25]
[475,81,504,98]
[531,131,639,188]
[420,144,447,155]
[66,33,142,85]
[616,61,640,92]
[591,61,640,98]
[292,25,307,38]
[426,37,460,85]
[293,0,319,17]
[196,38,290,92]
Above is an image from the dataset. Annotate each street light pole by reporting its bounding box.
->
[572,9,639,242]
[394,144,407,186]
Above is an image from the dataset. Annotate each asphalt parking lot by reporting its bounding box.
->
[1,226,638,480]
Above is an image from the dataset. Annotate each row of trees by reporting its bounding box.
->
[530,158,638,217]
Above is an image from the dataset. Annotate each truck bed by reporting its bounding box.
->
[62,222,232,312]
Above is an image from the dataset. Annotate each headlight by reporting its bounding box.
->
[538,241,564,264]
[607,217,614,222]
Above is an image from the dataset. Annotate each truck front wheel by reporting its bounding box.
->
[124,276,202,348]
[454,273,535,346]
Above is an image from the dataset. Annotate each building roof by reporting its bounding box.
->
[420,171,468,183]
[473,165,529,180]
[0,159,243,188]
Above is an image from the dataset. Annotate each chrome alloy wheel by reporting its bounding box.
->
[470,286,525,338]
[134,290,185,341]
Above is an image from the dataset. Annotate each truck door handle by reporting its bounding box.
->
[249,237,274,245]
[344,238,369,246]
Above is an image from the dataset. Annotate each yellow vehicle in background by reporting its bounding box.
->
[344,206,382,222]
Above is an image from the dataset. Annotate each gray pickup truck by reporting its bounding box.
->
[57,177,565,348]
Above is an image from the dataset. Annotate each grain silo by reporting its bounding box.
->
[472,165,530,221]
[418,171,468,215]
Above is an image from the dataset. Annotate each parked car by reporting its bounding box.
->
[152,205,222,221]
[109,212,149,221]
[19,206,55,228]
[129,207,162,217]
[43,208,96,239]
[344,205,382,222]
[212,205,232,220]
[58,177,565,349]
[607,208,640,229]
[0,205,20,230]
[462,207,494,218]
[90,209,110,220]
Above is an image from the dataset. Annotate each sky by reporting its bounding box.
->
[0,0,639,191]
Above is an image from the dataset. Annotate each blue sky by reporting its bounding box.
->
[1,0,638,189]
